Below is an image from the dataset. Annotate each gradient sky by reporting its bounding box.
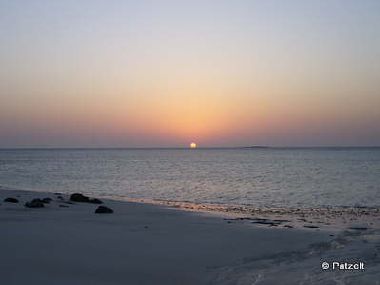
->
[1,0,379,147]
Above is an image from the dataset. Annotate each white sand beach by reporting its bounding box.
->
[0,188,379,285]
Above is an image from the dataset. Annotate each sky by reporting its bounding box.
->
[0,0,379,147]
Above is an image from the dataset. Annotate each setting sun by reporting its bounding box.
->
[190,142,197,149]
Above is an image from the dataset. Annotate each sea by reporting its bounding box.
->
[0,148,379,209]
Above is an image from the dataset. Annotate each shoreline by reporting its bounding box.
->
[1,185,378,232]
[1,187,379,284]
[123,197,380,232]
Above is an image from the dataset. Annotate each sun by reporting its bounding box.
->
[190,142,197,149]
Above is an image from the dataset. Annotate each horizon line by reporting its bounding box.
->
[0,146,380,150]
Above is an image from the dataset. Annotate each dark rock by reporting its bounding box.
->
[70,193,90,203]
[89,198,103,204]
[57,195,64,200]
[95,206,113,214]
[70,193,103,204]
[303,225,319,229]
[4,197,19,203]
[42,197,52,204]
[349,227,368,231]
[25,199,45,208]
[251,218,282,226]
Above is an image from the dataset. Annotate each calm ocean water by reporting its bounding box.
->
[0,148,379,208]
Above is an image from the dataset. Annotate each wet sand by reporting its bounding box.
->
[0,188,379,284]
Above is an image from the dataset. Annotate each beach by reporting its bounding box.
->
[2,0,380,283]
[1,188,379,285]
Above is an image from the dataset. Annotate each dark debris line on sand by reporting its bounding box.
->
[224,217,292,227]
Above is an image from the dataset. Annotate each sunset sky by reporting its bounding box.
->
[1,0,379,147]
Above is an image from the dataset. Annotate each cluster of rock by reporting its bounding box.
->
[3,193,113,214]
[69,193,113,214]
[24,197,53,208]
